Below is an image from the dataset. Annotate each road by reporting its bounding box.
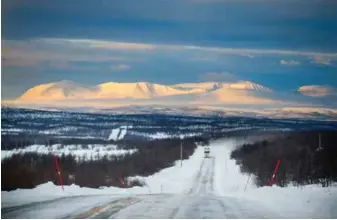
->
[113,157,277,219]
[2,153,279,219]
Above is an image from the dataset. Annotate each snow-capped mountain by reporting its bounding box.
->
[171,81,271,93]
[19,80,98,101]
[19,81,197,101]
[193,81,274,105]
[17,80,273,102]
[223,81,272,92]
[2,80,335,118]
[171,82,223,93]
[95,82,190,99]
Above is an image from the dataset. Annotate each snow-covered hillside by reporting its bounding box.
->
[171,81,271,92]
[195,85,275,105]
[18,80,273,101]
[19,80,98,101]
[18,81,197,101]
[96,82,192,99]
[108,126,129,141]
[4,80,336,117]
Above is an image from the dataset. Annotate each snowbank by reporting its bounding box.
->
[1,181,145,208]
[212,138,337,218]
[237,184,337,218]
[1,145,204,208]
[135,146,205,194]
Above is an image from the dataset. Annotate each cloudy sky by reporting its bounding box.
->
[2,0,337,100]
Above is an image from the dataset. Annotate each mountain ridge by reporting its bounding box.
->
[17,80,273,101]
[3,80,335,113]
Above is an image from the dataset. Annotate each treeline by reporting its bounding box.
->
[1,134,209,151]
[2,138,202,191]
[231,130,337,187]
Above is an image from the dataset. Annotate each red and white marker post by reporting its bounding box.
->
[54,156,64,191]
[269,159,281,186]
[119,175,126,188]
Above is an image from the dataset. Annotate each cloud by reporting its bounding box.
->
[199,72,237,82]
[280,60,300,66]
[189,0,285,2]
[189,0,229,3]
[243,54,254,58]
[1,40,140,67]
[110,64,132,71]
[154,43,337,62]
[44,61,105,71]
[32,38,337,59]
[2,57,39,67]
[311,56,333,66]
[3,38,337,69]
[40,38,155,50]
[171,45,337,59]
[298,85,337,97]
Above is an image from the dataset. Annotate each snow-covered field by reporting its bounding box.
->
[108,126,129,141]
[1,144,137,161]
[129,131,203,140]
[2,139,337,218]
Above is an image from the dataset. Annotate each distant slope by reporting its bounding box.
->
[19,81,195,100]
[19,80,98,101]
[96,82,190,99]
[194,81,275,105]
[17,80,273,103]
[171,81,271,93]
[171,82,222,93]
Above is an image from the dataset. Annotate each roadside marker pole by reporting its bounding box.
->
[269,159,281,186]
[180,140,183,167]
[119,175,126,187]
[54,156,64,191]
[244,174,252,192]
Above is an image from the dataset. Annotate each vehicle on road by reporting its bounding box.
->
[204,146,210,158]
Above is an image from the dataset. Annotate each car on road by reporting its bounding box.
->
[204,146,210,158]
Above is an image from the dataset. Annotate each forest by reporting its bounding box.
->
[2,137,208,191]
[231,130,337,187]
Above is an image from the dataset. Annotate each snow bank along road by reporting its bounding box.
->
[2,139,336,218]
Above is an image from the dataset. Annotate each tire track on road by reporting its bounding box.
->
[171,156,214,218]
[171,155,238,219]
[65,197,141,219]
[187,159,206,195]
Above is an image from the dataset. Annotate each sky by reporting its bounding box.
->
[2,0,337,100]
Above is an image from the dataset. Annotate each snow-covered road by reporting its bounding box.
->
[2,139,337,218]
